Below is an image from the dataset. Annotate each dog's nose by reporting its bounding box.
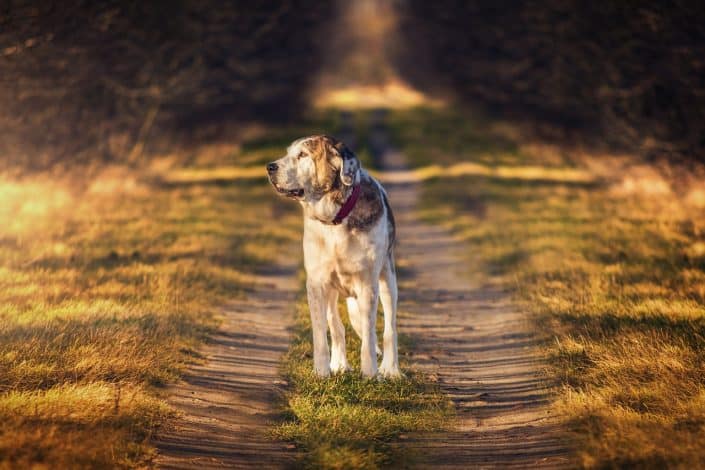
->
[266,162,278,174]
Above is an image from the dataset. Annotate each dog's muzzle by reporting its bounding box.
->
[267,162,303,198]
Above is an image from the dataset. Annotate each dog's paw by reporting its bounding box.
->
[313,364,331,378]
[378,364,404,379]
[330,360,351,375]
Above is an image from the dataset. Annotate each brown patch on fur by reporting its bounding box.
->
[314,234,327,251]
[347,174,384,231]
[330,269,354,297]
[305,134,359,200]
[305,136,338,195]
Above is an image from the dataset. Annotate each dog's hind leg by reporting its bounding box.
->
[327,291,350,373]
[378,254,401,378]
[356,284,380,378]
[346,297,381,356]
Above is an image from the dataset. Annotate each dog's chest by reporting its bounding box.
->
[303,222,379,295]
[304,227,367,269]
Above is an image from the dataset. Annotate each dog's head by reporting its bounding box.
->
[266,135,360,201]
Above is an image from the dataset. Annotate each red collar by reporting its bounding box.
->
[332,184,361,225]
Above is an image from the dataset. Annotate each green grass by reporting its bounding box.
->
[275,297,452,469]
[388,106,705,468]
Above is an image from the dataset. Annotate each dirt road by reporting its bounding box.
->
[154,117,569,468]
[372,121,570,468]
[153,260,298,469]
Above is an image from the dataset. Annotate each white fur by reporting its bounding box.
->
[268,137,400,378]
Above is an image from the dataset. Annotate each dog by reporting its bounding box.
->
[267,135,400,378]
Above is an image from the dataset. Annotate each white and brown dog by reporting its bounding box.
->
[267,135,400,378]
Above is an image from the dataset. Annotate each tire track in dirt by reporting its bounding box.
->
[370,116,571,468]
[153,260,297,469]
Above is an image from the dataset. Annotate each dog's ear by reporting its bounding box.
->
[333,140,359,186]
[309,136,337,193]
[308,136,360,192]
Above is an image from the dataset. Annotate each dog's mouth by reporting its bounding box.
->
[283,188,304,198]
[268,174,304,199]
[274,185,304,198]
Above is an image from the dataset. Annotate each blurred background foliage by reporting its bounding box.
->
[2,1,705,170]
[0,0,335,170]
[396,0,705,162]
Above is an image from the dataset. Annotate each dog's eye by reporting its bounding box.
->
[297,152,306,159]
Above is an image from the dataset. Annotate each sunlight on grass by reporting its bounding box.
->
[0,382,172,468]
[390,106,705,468]
[313,79,444,110]
[0,178,73,235]
[374,160,594,185]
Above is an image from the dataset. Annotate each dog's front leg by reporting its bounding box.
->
[357,285,379,378]
[307,281,330,377]
[326,290,350,374]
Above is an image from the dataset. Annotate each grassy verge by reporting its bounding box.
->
[0,114,336,467]
[389,106,705,468]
